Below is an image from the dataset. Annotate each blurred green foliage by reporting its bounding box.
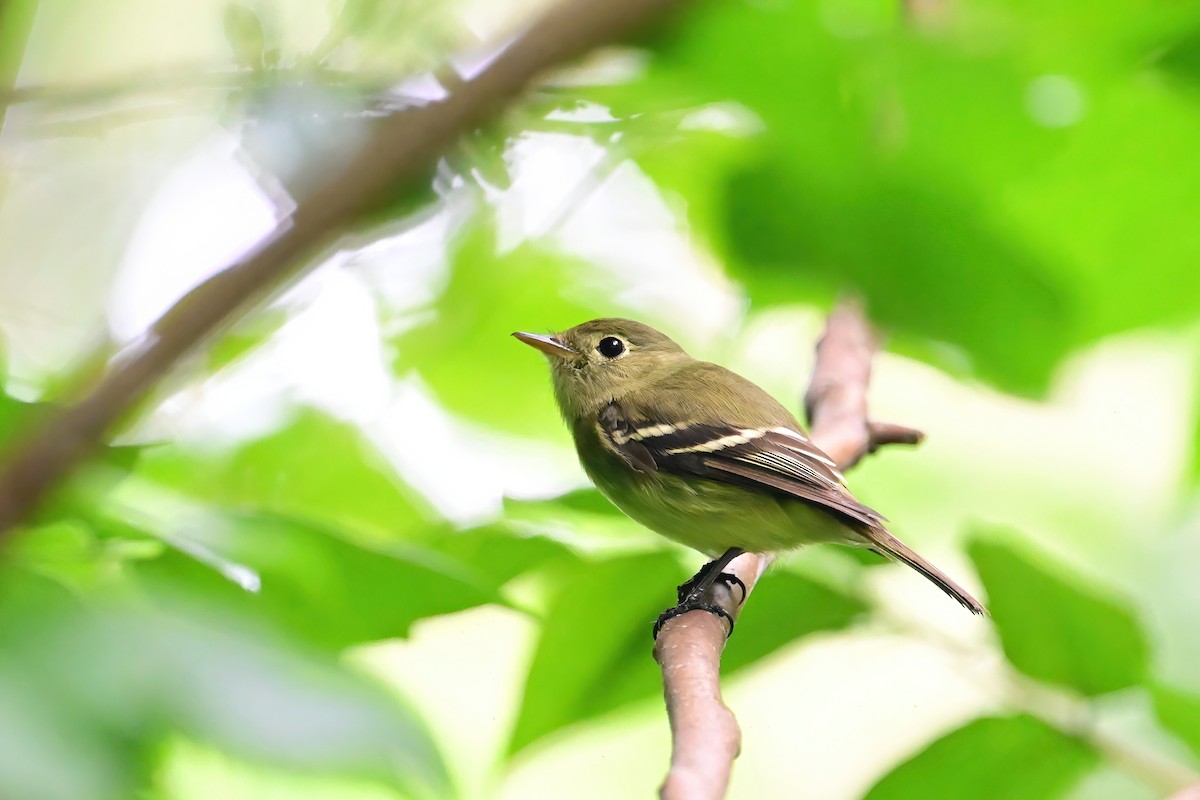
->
[969,533,1148,696]
[2,0,1200,798]
[864,715,1098,799]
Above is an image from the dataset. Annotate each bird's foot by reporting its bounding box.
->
[676,569,747,606]
[653,570,747,640]
[653,600,735,640]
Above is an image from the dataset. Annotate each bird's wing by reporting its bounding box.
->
[597,400,883,529]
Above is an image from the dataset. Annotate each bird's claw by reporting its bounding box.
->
[676,571,746,606]
[655,554,748,640]
[653,600,736,640]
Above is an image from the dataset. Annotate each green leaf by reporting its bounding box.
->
[0,391,42,450]
[434,523,580,591]
[967,533,1149,696]
[500,488,649,551]
[391,220,625,440]
[160,740,411,800]
[0,595,453,800]
[1192,393,1200,485]
[124,506,495,649]
[504,488,622,518]
[724,164,1073,394]
[1150,682,1200,761]
[586,569,866,727]
[508,556,864,755]
[629,0,1200,393]
[223,3,266,69]
[720,571,866,673]
[865,715,1097,800]
[508,551,687,755]
[135,407,433,543]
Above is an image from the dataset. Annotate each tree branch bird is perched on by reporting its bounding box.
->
[514,319,987,635]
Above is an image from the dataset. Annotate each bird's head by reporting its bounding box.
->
[513,318,689,421]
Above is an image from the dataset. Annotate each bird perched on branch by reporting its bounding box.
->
[515,318,986,635]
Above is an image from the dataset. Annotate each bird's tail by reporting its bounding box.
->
[866,527,988,616]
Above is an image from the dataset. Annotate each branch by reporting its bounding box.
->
[0,0,689,537]
[653,300,923,800]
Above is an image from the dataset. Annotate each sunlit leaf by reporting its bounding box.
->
[435,523,580,591]
[865,715,1097,799]
[503,488,622,518]
[125,507,495,649]
[720,570,866,673]
[968,533,1149,696]
[586,569,866,723]
[507,553,864,756]
[630,0,1200,393]
[724,164,1073,393]
[223,3,266,69]
[508,551,687,755]
[500,489,648,550]
[0,593,453,800]
[159,740,409,800]
[391,221,622,439]
[1150,682,1200,761]
[135,407,433,543]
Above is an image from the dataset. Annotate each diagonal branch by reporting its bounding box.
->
[653,300,923,800]
[0,0,690,537]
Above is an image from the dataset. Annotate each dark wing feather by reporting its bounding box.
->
[597,401,882,529]
[595,400,987,616]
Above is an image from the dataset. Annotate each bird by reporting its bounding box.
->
[514,318,986,635]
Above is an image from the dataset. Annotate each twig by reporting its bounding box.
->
[653,300,924,800]
[0,64,374,110]
[0,0,689,537]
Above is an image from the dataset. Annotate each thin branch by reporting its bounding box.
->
[653,300,923,800]
[0,0,690,537]
[0,64,376,110]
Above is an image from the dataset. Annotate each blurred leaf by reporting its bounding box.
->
[865,715,1097,799]
[0,390,41,448]
[968,533,1149,696]
[136,407,433,542]
[159,740,409,800]
[435,523,580,591]
[124,505,495,649]
[720,571,866,673]
[6,519,109,593]
[223,3,266,69]
[508,555,864,755]
[204,308,288,373]
[0,594,452,800]
[628,0,1200,393]
[508,551,686,755]
[0,567,80,641]
[724,165,1072,393]
[1150,683,1200,761]
[504,488,622,518]
[391,221,621,439]
[325,0,458,77]
[1192,392,1200,485]
[501,488,652,554]
[584,569,866,726]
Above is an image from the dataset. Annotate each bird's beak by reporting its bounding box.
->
[512,331,575,359]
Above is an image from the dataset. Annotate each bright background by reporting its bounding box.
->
[2,0,1200,798]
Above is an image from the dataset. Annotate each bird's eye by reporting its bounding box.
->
[597,336,626,358]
